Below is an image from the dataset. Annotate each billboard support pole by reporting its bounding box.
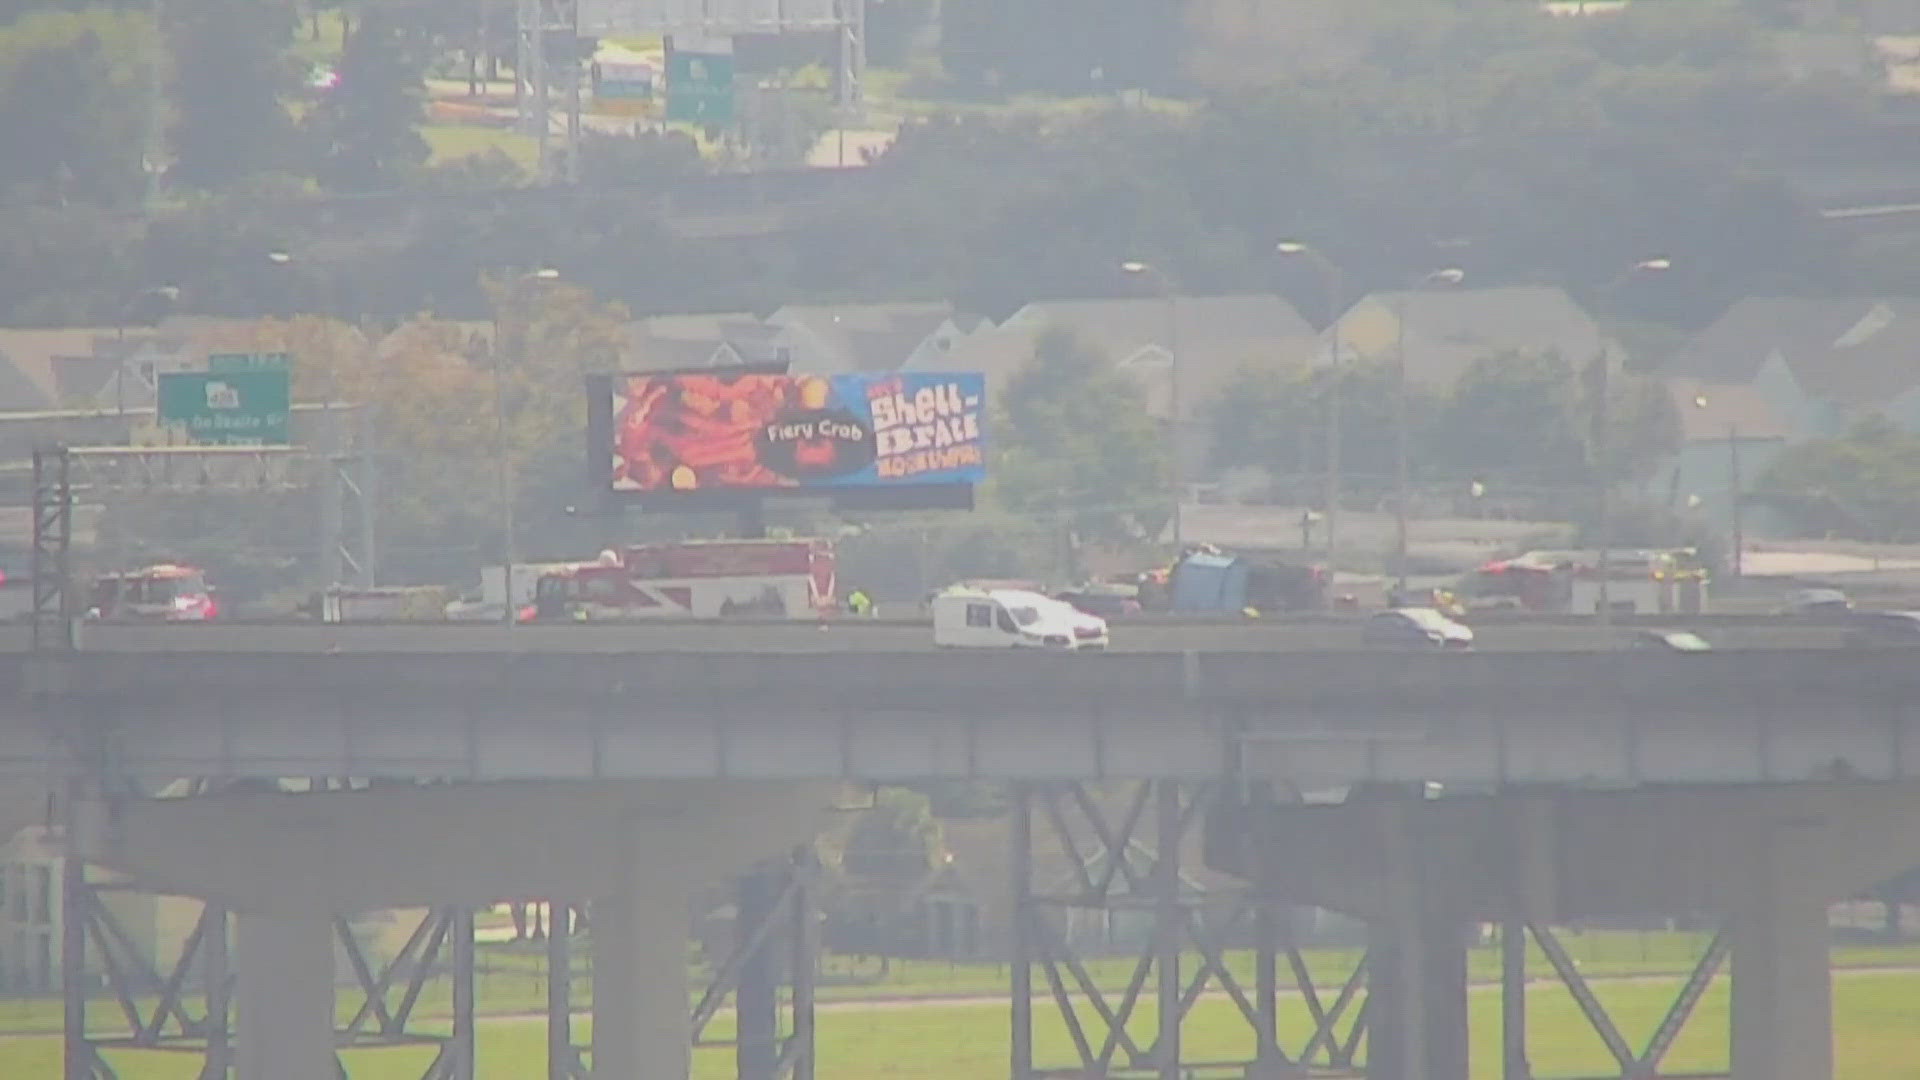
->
[739,501,767,540]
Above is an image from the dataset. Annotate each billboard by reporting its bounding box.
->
[592,369,984,507]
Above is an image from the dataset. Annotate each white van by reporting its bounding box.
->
[931,588,1110,650]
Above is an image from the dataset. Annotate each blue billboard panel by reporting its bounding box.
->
[607,370,984,495]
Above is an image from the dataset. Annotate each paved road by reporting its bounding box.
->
[0,619,1855,654]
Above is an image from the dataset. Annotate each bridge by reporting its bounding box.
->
[8,638,1915,1080]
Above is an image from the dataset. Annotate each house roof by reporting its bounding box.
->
[1785,302,1920,408]
[1339,286,1608,389]
[946,294,1317,419]
[1664,377,1801,443]
[1672,297,1885,384]
[767,302,963,373]
[0,328,118,410]
[627,312,785,371]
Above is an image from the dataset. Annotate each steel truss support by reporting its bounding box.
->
[517,0,581,184]
[32,444,380,609]
[32,445,74,650]
[546,901,588,1080]
[334,906,477,1079]
[832,0,865,114]
[1511,924,1730,1080]
[60,865,476,1080]
[689,847,819,1080]
[62,871,230,1080]
[1009,781,1367,1080]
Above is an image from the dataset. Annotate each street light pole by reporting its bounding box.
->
[494,267,560,629]
[1591,257,1672,631]
[1691,393,1746,583]
[495,341,516,627]
[1728,423,1744,580]
[1166,289,1182,550]
[1276,242,1344,569]
[1392,268,1466,596]
[1121,261,1182,550]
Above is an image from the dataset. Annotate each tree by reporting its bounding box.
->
[994,326,1170,542]
[937,0,1185,92]
[1207,358,1438,489]
[304,7,430,192]
[0,8,152,206]
[842,787,941,878]
[579,130,704,190]
[166,0,297,187]
[1430,350,1591,486]
[1763,417,1920,541]
[866,0,937,68]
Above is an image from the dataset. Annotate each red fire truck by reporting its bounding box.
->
[86,564,218,622]
[528,539,836,621]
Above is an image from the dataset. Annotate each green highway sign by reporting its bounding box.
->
[157,370,291,446]
[665,45,734,124]
[208,351,291,373]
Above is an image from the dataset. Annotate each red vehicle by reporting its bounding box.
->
[1456,558,1571,612]
[529,539,836,621]
[86,564,218,622]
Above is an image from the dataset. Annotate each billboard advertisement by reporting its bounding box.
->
[598,370,984,502]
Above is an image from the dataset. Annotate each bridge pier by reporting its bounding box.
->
[235,913,335,1080]
[1728,830,1833,1080]
[591,871,694,1080]
[1207,784,1920,1080]
[1365,800,1469,1080]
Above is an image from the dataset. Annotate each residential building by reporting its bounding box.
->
[0,827,203,996]
[621,303,993,376]
[939,294,1318,478]
[1327,286,1612,391]
[1646,377,1801,544]
[625,312,783,371]
[1670,297,1920,439]
[766,302,991,373]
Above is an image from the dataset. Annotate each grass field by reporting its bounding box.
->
[4,931,1917,1039]
[9,930,1918,1038]
[2,969,1918,1079]
[421,124,538,171]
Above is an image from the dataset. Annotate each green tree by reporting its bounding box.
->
[842,787,941,878]
[1763,417,1920,541]
[0,7,153,206]
[304,7,429,192]
[166,0,297,187]
[1431,350,1591,486]
[994,326,1169,542]
[1207,358,1437,487]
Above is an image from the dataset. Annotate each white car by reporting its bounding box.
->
[932,588,1109,650]
[1362,607,1474,649]
[1778,588,1851,617]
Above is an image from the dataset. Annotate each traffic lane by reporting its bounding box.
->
[7,621,1855,653]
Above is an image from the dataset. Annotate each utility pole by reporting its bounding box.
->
[1728,423,1744,580]
[1592,346,1613,631]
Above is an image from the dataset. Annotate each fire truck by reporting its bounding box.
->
[86,564,218,622]
[528,539,836,621]
[1458,549,1708,615]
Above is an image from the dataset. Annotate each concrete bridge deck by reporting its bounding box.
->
[5,647,1911,786]
[7,644,1914,1080]
[0,617,1861,654]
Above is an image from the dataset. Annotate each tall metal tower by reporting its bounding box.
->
[517,0,583,184]
[522,0,867,184]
